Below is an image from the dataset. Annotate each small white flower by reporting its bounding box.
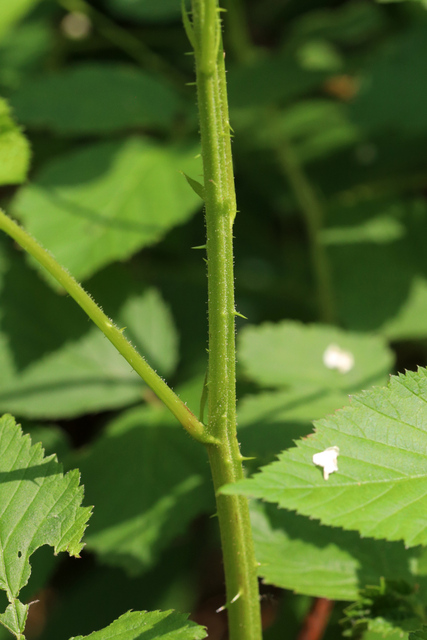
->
[323,344,354,374]
[312,446,340,480]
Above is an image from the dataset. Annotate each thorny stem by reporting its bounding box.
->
[0,209,217,446]
[187,1,263,638]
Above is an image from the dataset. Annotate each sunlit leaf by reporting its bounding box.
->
[69,610,206,640]
[238,321,393,390]
[0,97,30,185]
[12,137,203,281]
[223,367,427,547]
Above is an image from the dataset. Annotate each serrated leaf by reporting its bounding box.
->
[10,64,183,135]
[12,137,202,282]
[76,405,213,575]
[0,253,179,419]
[0,98,30,185]
[223,367,427,547]
[238,321,393,390]
[69,610,206,640]
[238,387,350,471]
[0,414,91,638]
[251,502,423,601]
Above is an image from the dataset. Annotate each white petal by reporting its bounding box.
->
[323,344,354,374]
[312,446,340,480]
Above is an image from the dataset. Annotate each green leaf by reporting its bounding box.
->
[0,20,51,92]
[227,50,330,111]
[0,98,30,185]
[12,137,202,281]
[331,200,427,339]
[342,581,422,639]
[10,64,183,135]
[69,610,206,640]
[350,25,427,134]
[0,414,91,639]
[223,367,427,547]
[76,405,213,574]
[0,253,179,419]
[238,387,350,471]
[0,0,40,41]
[238,321,393,391]
[410,628,427,640]
[251,502,424,601]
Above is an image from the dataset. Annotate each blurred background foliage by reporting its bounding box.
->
[1,0,427,638]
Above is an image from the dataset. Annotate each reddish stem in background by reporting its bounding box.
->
[297,598,335,640]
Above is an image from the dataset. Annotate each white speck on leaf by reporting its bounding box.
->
[323,344,354,373]
[312,446,340,480]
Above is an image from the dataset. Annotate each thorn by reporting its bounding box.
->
[191,244,207,250]
[233,310,248,320]
[186,82,197,86]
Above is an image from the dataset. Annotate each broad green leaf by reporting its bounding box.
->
[0,98,30,185]
[331,200,427,339]
[238,387,350,471]
[105,0,188,22]
[76,405,213,575]
[289,1,385,46]
[10,64,183,135]
[12,137,202,281]
[0,252,179,418]
[0,0,40,41]
[69,610,206,640]
[227,51,330,111]
[0,414,91,639]
[238,321,393,390]
[350,26,427,134]
[0,21,51,93]
[251,502,423,601]
[223,367,427,547]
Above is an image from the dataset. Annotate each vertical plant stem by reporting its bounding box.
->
[188,1,262,638]
[278,140,336,324]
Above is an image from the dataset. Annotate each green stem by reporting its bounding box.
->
[278,139,336,324]
[0,209,217,446]
[188,1,262,638]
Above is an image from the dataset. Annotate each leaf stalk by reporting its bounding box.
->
[0,209,216,446]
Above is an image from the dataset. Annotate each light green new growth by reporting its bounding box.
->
[0,208,217,445]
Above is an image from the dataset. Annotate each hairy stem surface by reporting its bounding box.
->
[189,1,263,638]
[0,209,215,445]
